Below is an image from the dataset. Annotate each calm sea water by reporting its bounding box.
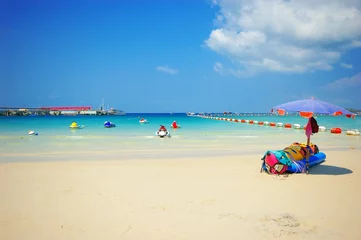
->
[1,113,360,162]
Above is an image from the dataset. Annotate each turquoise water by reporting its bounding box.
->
[1,113,360,162]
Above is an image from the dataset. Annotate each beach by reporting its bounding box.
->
[1,147,360,240]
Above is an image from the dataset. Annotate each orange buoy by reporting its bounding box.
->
[234,119,239,122]
[284,123,292,128]
[330,128,342,134]
[258,121,264,125]
[241,119,246,123]
[249,120,254,124]
[270,122,276,127]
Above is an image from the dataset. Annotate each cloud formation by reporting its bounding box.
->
[156,66,179,75]
[214,62,224,75]
[325,72,361,90]
[340,63,353,69]
[206,0,361,74]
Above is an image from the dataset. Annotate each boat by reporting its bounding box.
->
[107,108,126,116]
[104,121,116,128]
[155,130,170,138]
[261,142,325,174]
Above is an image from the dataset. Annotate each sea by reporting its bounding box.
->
[1,113,360,162]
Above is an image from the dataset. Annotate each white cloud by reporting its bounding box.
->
[325,72,361,90]
[156,66,179,75]
[214,62,224,75]
[206,0,361,74]
[340,63,353,69]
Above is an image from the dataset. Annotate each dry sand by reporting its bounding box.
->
[1,150,360,240]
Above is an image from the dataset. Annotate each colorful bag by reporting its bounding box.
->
[261,150,292,174]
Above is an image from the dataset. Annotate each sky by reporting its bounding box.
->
[1,0,361,113]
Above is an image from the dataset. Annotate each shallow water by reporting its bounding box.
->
[0,113,360,162]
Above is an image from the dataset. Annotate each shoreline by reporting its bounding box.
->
[1,145,360,164]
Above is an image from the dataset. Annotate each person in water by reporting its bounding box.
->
[172,121,178,128]
[159,125,167,131]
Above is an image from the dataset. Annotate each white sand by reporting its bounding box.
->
[1,150,361,240]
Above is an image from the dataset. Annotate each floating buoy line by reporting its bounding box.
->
[187,114,360,136]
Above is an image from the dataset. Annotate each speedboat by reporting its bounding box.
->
[139,119,149,123]
[155,130,170,138]
[104,121,116,128]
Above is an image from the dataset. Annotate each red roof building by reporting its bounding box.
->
[41,106,92,111]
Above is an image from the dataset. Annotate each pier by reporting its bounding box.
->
[0,106,124,116]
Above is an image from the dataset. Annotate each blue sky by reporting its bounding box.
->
[2,0,361,113]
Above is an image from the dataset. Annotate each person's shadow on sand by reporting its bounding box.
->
[308,164,353,175]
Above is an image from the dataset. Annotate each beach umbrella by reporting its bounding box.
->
[272,97,356,173]
[272,97,355,116]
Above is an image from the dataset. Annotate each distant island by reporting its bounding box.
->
[346,108,361,114]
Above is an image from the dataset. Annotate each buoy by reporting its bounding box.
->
[276,122,283,127]
[241,119,246,123]
[319,126,326,132]
[245,120,249,123]
[284,123,292,129]
[234,119,239,122]
[293,124,301,129]
[249,120,254,124]
[254,120,258,124]
[258,121,264,125]
[270,122,276,127]
[346,129,360,136]
[330,128,342,134]
[264,121,270,126]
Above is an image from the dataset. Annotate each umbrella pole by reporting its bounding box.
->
[306,136,310,174]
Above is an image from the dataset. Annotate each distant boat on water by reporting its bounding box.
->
[107,108,126,116]
[99,99,126,116]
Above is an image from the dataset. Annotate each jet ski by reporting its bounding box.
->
[28,130,38,136]
[104,121,116,128]
[155,130,170,138]
[69,122,84,129]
